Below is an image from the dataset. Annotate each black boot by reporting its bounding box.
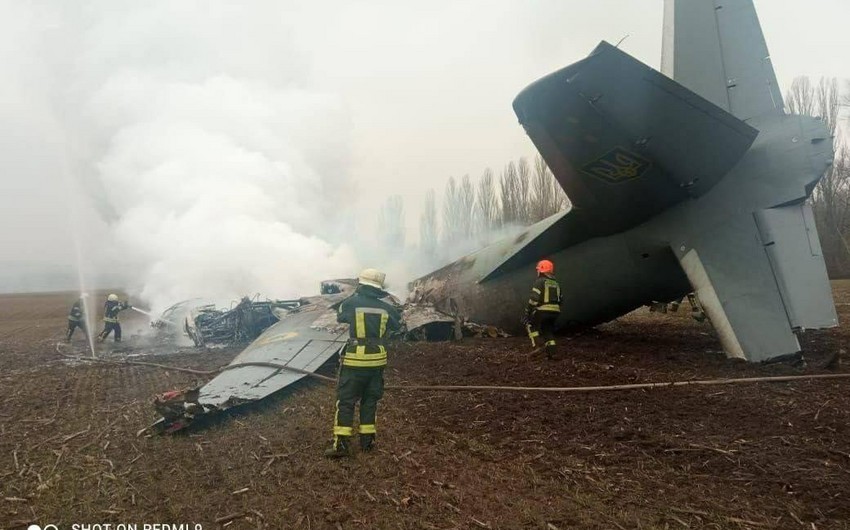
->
[544,343,556,360]
[324,436,352,458]
[360,434,375,452]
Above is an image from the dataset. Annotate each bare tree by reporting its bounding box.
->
[816,77,840,137]
[419,189,437,259]
[459,174,476,240]
[442,176,463,245]
[475,168,499,239]
[516,157,531,224]
[530,154,568,222]
[786,76,815,115]
[499,162,520,226]
[844,79,850,112]
[378,195,405,250]
[787,76,850,277]
[814,78,850,276]
[815,141,850,277]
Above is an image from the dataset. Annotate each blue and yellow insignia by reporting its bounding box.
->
[581,147,651,184]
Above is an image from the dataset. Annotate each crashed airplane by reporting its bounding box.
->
[147,0,838,432]
[148,281,470,433]
[411,0,838,363]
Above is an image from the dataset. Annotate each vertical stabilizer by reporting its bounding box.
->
[662,0,784,121]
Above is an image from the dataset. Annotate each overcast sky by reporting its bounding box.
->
[0,0,847,297]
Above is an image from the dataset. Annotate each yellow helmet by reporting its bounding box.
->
[358,268,386,289]
[107,294,119,302]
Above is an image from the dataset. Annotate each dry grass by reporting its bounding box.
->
[1,286,849,529]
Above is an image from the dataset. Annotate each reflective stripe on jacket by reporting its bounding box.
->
[528,275,562,313]
[337,286,402,368]
[103,300,129,323]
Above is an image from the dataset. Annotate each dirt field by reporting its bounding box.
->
[1,284,850,529]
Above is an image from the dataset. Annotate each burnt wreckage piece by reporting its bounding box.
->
[185,297,301,347]
[145,280,503,434]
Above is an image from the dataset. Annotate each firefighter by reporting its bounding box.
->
[66,294,89,342]
[524,259,562,359]
[325,268,402,458]
[96,294,132,343]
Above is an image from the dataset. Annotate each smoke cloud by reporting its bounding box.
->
[4,0,846,301]
[38,1,360,312]
[91,74,357,310]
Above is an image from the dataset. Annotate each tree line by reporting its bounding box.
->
[787,77,850,278]
[378,153,568,263]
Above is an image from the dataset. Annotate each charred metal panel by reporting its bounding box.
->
[198,293,350,409]
[402,304,455,341]
[410,229,691,336]
[150,282,478,432]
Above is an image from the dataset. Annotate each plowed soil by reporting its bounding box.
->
[1,283,850,529]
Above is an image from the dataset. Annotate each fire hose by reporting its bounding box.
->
[58,352,850,393]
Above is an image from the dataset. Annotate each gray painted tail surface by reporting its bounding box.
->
[662,0,784,121]
[676,202,837,362]
[677,214,800,361]
[755,203,839,331]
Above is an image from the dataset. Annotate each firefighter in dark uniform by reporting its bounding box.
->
[66,294,89,342]
[96,293,132,343]
[325,268,402,458]
[525,259,562,359]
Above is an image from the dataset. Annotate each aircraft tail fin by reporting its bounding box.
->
[662,0,783,121]
[513,41,758,236]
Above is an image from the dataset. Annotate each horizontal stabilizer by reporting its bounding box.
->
[513,41,759,236]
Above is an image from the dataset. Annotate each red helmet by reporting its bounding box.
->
[536,260,554,274]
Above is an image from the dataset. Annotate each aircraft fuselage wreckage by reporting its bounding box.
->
[148,0,838,433]
[411,0,838,362]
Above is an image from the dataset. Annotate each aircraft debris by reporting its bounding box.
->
[648,293,707,322]
[152,387,203,434]
[151,297,302,347]
[145,280,508,433]
[463,321,510,339]
[402,303,456,341]
[185,297,301,347]
[146,286,352,434]
[150,299,206,330]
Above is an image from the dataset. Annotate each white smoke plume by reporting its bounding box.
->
[91,75,357,310]
[37,1,361,312]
